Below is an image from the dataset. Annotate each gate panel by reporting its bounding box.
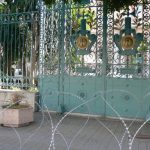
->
[64,77,105,115]
[106,79,150,118]
[40,75,59,111]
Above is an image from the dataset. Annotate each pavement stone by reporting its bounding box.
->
[0,112,150,150]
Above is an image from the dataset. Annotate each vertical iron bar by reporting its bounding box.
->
[30,17,33,88]
[18,21,21,87]
[3,21,6,88]
[14,19,17,87]
[21,24,25,89]
[0,14,2,88]
[10,19,13,84]
[7,19,9,88]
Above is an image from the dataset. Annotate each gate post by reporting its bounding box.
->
[58,0,66,113]
[39,0,46,109]
[102,0,108,75]
[102,0,108,116]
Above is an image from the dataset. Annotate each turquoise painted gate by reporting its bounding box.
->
[39,0,150,120]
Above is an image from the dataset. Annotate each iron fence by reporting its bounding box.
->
[0,0,40,89]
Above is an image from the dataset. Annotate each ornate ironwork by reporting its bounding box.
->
[71,19,97,55]
[109,1,150,78]
[114,15,143,56]
[41,1,150,78]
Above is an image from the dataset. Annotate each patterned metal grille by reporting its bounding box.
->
[42,1,150,79]
[43,9,60,75]
[43,1,102,76]
[110,1,150,78]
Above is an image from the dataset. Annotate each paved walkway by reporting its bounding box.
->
[0,112,150,150]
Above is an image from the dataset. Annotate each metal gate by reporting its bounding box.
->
[39,0,150,120]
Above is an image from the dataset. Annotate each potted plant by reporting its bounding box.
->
[1,92,34,127]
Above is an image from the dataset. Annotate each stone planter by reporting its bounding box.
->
[21,91,39,112]
[1,107,33,127]
[0,89,39,112]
